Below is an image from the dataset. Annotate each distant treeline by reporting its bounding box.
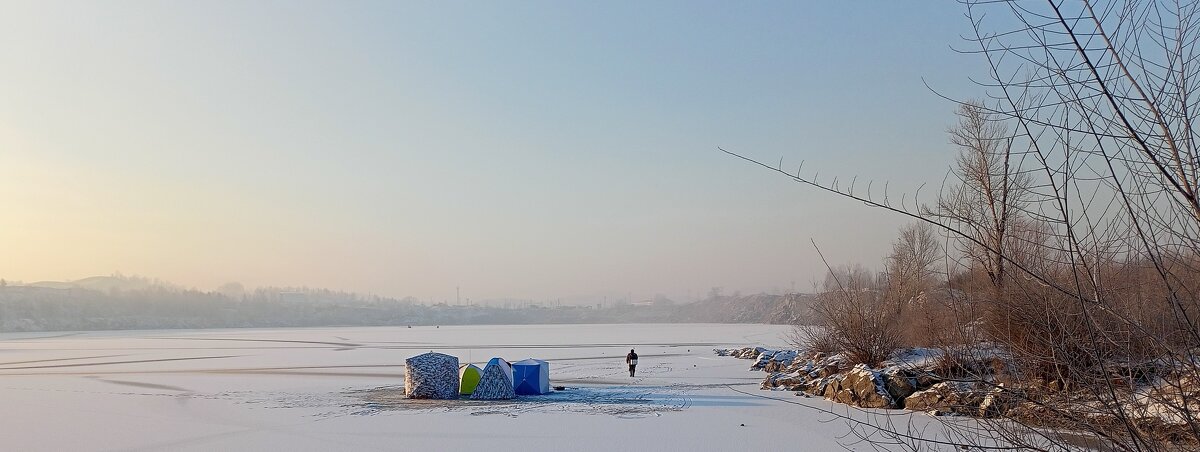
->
[0,285,812,332]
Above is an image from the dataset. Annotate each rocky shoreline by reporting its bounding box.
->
[718,347,991,415]
[718,346,1200,446]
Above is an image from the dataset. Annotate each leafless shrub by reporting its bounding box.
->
[787,324,837,357]
[809,265,904,367]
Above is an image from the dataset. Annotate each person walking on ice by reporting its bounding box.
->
[626,349,638,377]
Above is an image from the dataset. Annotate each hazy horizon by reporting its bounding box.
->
[2,2,982,303]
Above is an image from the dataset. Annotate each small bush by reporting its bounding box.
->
[809,266,903,367]
[788,325,836,356]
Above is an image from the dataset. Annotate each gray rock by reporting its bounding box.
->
[880,367,917,404]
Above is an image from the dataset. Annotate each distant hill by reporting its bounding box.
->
[27,275,176,293]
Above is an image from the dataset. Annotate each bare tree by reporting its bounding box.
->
[886,222,943,308]
[724,0,1200,449]
[934,101,1031,296]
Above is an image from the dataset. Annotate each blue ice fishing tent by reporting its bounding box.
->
[512,358,550,395]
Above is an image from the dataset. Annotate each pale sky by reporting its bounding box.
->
[1,1,982,303]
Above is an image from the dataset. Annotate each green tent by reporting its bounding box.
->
[459,363,483,395]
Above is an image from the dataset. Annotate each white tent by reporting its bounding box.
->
[405,352,460,399]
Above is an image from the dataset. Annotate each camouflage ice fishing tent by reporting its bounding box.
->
[459,364,482,395]
[405,352,460,399]
[512,358,550,395]
[486,357,514,384]
[470,359,516,400]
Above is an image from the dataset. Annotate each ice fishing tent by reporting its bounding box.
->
[405,352,460,399]
[459,364,483,395]
[486,357,514,384]
[470,359,516,400]
[512,358,550,395]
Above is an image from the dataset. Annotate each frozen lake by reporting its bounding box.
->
[0,324,957,451]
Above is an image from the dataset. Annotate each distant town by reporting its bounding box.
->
[0,275,812,332]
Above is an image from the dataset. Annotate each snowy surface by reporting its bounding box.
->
[0,324,964,451]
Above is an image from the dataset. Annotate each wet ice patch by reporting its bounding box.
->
[350,384,699,418]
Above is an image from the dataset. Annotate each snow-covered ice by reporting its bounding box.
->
[0,324,965,451]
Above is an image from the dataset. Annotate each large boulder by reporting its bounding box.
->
[715,347,757,358]
[904,382,983,415]
[753,350,798,371]
[763,360,786,372]
[405,352,460,399]
[904,385,945,412]
[978,384,1022,417]
[813,363,840,379]
[762,371,809,391]
[751,350,776,370]
[761,372,783,389]
[773,350,798,366]
[821,364,895,409]
[804,375,835,397]
[733,347,763,359]
[913,371,942,389]
[785,358,812,374]
[880,367,917,404]
[750,349,799,371]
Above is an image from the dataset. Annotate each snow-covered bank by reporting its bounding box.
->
[721,344,1200,448]
[0,324,974,451]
